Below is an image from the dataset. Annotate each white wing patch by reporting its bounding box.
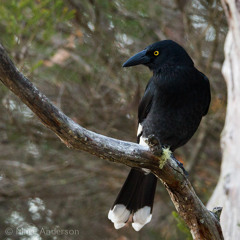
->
[137,123,143,138]
[137,124,150,173]
[137,123,148,146]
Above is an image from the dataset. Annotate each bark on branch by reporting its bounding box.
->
[0,44,223,240]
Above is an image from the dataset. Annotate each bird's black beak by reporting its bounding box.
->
[122,49,149,67]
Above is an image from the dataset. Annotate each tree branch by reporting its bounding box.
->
[0,44,223,240]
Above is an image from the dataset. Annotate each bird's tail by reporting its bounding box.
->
[108,168,157,231]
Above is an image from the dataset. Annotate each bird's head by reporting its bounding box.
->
[122,40,194,72]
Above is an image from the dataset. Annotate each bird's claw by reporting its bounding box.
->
[145,134,162,156]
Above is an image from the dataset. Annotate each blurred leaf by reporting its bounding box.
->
[172,211,193,240]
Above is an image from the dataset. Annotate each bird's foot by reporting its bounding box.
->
[145,134,162,157]
[174,158,188,176]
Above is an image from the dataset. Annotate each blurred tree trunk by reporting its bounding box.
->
[207,1,240,239]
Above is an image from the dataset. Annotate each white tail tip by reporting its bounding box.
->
[108,204,130,230]
[132,206,152,231]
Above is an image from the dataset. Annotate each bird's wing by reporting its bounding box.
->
[138,78,154,123]
[169,66,211,117]
[137,78,154,143]
[198,71,211,116]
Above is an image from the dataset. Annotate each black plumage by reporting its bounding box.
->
[108,40,211,231]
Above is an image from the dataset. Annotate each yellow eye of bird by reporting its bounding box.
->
[154,51,159,56]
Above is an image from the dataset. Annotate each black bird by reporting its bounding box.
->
[108,40,211,231]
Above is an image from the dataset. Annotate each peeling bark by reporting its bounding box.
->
[0,44,223,239]
[207,1,240,239]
